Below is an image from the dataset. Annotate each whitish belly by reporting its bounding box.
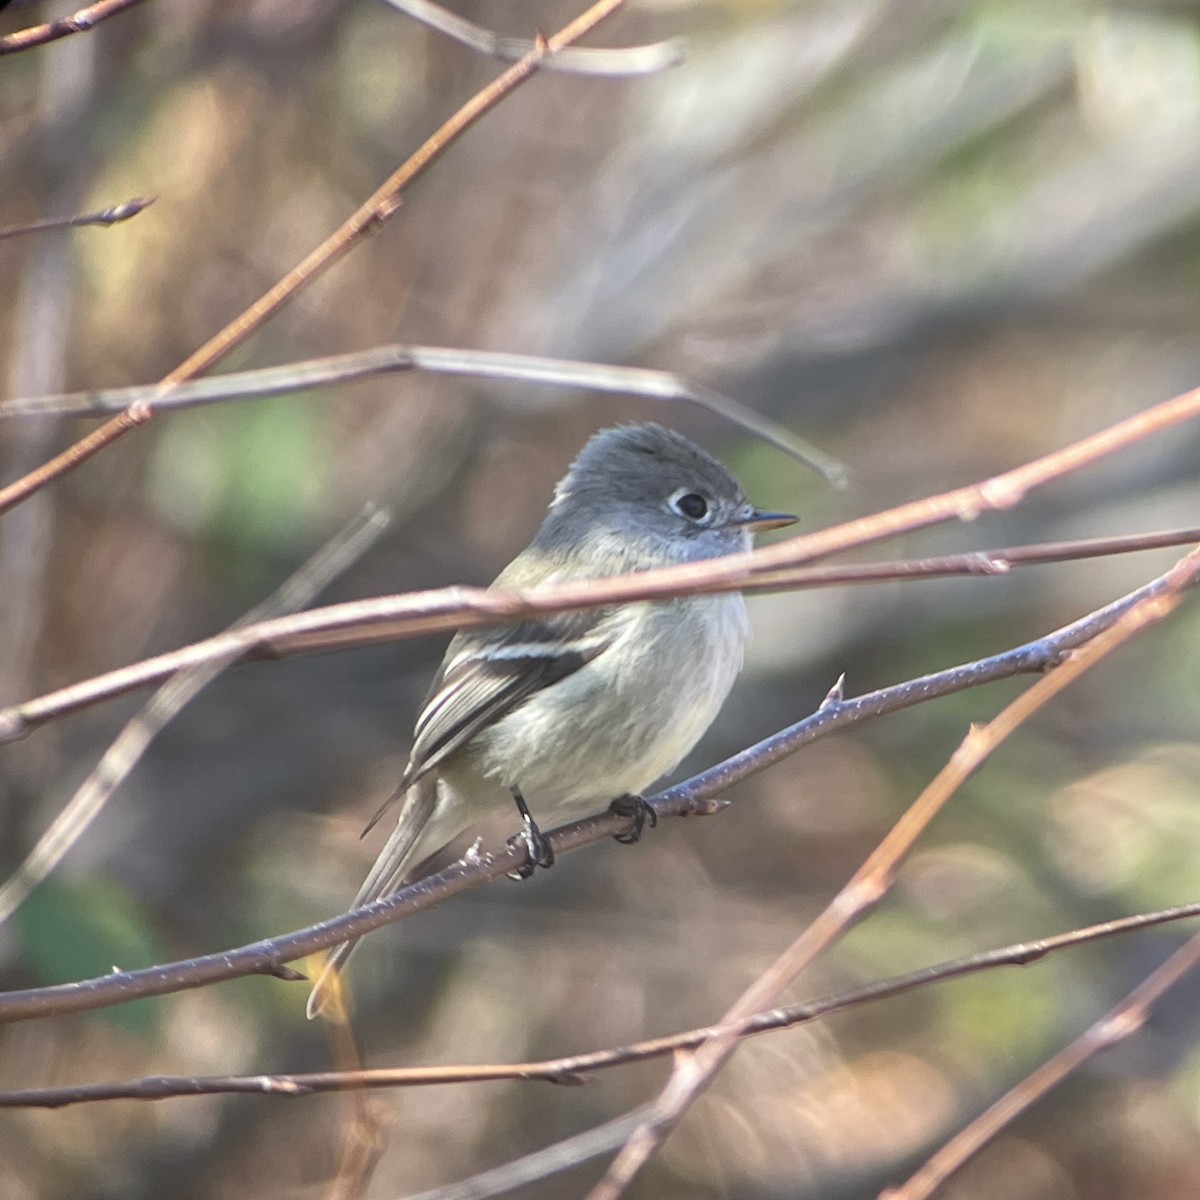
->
[468,595,749,818]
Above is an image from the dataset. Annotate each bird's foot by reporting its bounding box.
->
[507,788,555,879]
[610,794,657,844]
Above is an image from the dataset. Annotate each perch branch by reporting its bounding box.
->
[0,563,1191,1026]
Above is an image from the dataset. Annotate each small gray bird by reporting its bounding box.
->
[307,423,795,1017]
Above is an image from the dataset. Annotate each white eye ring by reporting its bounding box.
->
[667,487,712,524]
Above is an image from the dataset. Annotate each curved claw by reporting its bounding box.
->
[609,794,657,845]
[507,788,555,879]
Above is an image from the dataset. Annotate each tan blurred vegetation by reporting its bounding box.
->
[3,0,1200,1197]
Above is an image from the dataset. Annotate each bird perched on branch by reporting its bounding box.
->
[307,423,795,1018]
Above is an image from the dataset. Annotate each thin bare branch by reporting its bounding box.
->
[0,0,146,55]
[744,525,1200,585]
[2,379,1196,738]
[584,546,1200,1200]
[0,344,845,482]
[5,901,1200,1110]
[884,926,1200,1200]
[409,1109,656,1200]
[375,918,1200,1200]
[379,0,684,75]
[0,566,1188,1026]
[0,196,155,241]
[3,519,1196,744]
[0,0,629,515]
[0,506,391,926]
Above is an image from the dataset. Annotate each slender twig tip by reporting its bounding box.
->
[821,673,847,708]
[106,196,157,221]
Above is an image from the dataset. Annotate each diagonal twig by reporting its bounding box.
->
[379,0,684,76]
[0,196,155,241]
[582,546,1200,1200]
[0,0,146,55]
[363,907,1200,1200]
[0,0,631,515]
[883,923,1200,1199]
[0,505,391,926]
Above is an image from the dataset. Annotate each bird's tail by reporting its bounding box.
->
[306,776,439,1020]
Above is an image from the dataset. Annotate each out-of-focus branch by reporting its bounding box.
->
[5,900,1200,1110]
[884,925,1200,1200]
[0,344,845,483]
[0,0,631,515]
[584,545,1200,1200]
[416,1110,658,1200]
[0,196,154,241]
[379,0,684,76]
[0,565,1189,1027]
[0,0,146,55]
[0,506,391,925]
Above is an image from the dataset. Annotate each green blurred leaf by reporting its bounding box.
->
[15,877,165,1035]
[146,395,328,570]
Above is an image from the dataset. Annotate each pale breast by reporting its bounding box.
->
[469,594,750,816]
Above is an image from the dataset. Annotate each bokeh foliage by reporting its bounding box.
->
[3,1,1200,1197]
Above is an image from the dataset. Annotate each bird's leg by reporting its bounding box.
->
[609,794,657,844]
[506,786,554,879]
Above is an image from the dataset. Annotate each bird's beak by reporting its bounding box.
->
[737,509,798,533]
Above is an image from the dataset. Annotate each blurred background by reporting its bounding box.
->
[3,0,1200,1196]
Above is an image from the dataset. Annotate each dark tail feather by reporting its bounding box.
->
[306,777,439,1020]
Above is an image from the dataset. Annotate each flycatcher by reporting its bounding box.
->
[308,423,795,1017]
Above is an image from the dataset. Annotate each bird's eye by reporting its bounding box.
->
[670,491,710,521]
